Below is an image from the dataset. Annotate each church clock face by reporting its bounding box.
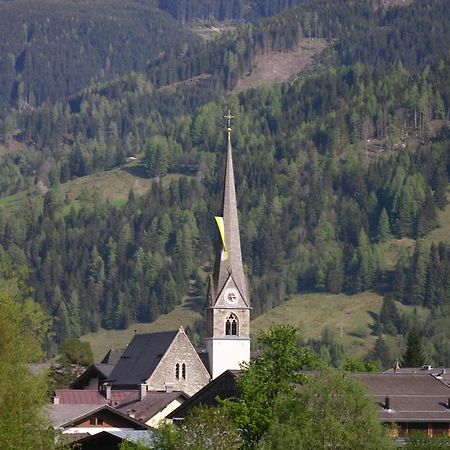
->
[224,288,238,305]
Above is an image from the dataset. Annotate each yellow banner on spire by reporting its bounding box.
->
[215,216,229,260]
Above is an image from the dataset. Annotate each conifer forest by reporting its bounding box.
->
[0,0,449,365]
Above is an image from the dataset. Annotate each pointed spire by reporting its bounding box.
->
[211,112,249,306]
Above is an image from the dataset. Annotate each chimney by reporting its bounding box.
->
[384,396,391,410]
[103,383,112,401]
[53,396,59,405]
[165,383,174,393]
[447,398,450,410]
[139,383,147,401]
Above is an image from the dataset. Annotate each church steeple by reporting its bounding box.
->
[211,111,249,307]
[206,111,251,379]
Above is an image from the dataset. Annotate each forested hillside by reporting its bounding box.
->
[0,0,449,363]
[158,0,308,22]
[0,0,199,111]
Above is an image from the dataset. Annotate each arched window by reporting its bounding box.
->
[182,363,186,380]
[225,314,238,336]
[175,363,180,379]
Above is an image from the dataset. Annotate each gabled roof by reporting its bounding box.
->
[168,369,241,420]
[117,391,189,422]
[100,348,126,365]
[69,364,112,389]
[48,404,101,427]
[48,404,151,429]
[355,373,450,423]
[108,331,178,386]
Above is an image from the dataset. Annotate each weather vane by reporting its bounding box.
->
[224,110,234,141]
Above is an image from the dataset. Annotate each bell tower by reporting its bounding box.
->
[205,111,251,379]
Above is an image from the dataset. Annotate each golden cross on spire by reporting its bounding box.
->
[224,110,234,142]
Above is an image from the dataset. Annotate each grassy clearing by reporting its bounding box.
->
[58,164,153,204]
[82,296,204,361]
[83,291,385,361]
[0,191,29,213]
[252,291,384,358]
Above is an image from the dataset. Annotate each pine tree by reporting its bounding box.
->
[402,326,426,367]
[379,295,401,335]
[376,208,390,242]
[367,336,393,370]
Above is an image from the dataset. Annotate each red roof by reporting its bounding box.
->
[111,390,139,405]
[55,389,140,406]
[55,390,106,404]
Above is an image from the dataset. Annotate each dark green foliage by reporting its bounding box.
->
[392,242,450,309]
[0,0,199,111]
[159,0,309,22]
[0,280,57,449]
[0,0,449,343]
[341,357,378,373]
[402,326,427,367]
[379,295,402,335]
[376,208,391,242]
[221,324,320,447]
[58,338,94,366]
[307,326,345,367]
[367,336,393,370]
[404,434,450,449]
[258,369,395,450]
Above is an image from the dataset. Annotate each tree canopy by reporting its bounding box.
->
[0,288,57,449]
[221,324,320,447]
[258,369,395,450]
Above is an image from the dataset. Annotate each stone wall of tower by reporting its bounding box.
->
[211,308,250,338]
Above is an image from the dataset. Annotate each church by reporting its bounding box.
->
[51,113,251,430]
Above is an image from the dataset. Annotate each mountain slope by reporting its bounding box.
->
[0,0,199,111]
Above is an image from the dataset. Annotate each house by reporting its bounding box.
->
[117,390,188,428]
[67,430,153,450]
[168,370,241,421]
[167,369,450,439]
[355,373,450,437]
[70,348,124,390]
[53,386,188,428]
[106,327,210,396]
[48,404,151,435]
[384,365,450,387]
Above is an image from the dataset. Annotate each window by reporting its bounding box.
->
[182,363,186,380]
[225,313,238,336]
[175,363,180,379]
[89,418,104,426]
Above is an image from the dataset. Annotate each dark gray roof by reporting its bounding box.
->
[384,366,450,387]
[94,363,115,378]
[355,373,450,423]
[101,348,125,365]
[47,404,101,427]
[211,135,249,307]
[108,331,178,386]
[69,364,111,389]
[168,370,241,420]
